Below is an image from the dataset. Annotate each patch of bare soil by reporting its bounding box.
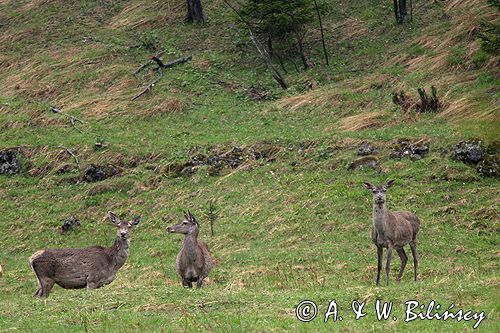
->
[159,143,282,178]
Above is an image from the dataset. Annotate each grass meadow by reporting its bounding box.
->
[0,0,498,331]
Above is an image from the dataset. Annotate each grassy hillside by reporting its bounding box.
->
[0,0,498,332]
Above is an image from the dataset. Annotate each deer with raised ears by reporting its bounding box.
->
[166,211,213,288]
[29,212,141,298]
[363,180,420,286]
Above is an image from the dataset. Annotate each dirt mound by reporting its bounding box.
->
[161,143,281,177]
[348,156,381,173]
[83,164,120,182]
[60,216,80,234]
[0,150,20,175]
[391,138,430,160]
[357,142,377,156]
[477,155,499,178]
[451,140,484,164]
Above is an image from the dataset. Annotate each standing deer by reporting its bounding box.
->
[363,180,420,286]
[166,211,212,288]
[29,212,141,298]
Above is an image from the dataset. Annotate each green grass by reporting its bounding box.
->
[0,0,498,332]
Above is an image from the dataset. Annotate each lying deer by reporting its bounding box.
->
[167,211,212,288]
[29,212,140,297]
[363,180,420,286]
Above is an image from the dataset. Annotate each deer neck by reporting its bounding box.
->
[110,237,130,270]
[183,232,199,260]
[373,201,389,235]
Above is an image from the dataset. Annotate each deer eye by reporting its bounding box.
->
[182,222,188,225]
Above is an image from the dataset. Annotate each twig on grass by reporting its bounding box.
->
[131,55,192,101]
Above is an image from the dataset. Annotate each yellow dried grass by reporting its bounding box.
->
[145,97,183,116]
[439,97,500,121]
[340,111,387,132]
[337,18,368,41]
[276,90,341,111]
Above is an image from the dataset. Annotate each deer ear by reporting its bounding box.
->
[386,179,395,188]
[183,211,189,219]
[363,182,374,190]
[109,211,119,225]
[132,216,141,226]
[187,210,197,223]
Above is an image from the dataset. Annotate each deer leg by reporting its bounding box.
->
[86,275,102,290]
[87,281,100,290]
[386,243,393,286]
[40,278,55,298]
[196,277,204,289]
[182,278,192,289]
[409,241,419,281]
[33,275,43,297]
[396,248,408,282]
[376,246,383,286]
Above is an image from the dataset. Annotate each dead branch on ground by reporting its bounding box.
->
[132,55,192,101]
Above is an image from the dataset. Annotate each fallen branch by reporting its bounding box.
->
[51,107,84,133]
[50,107,84,123]
[132,68,164,101]
[132,49,168,75]
[60,146,80,169]
[70,116,83,134]
[152,55,192,68]
[132,56,192,101]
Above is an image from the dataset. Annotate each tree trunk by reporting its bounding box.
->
[267,34,272,56]
[393,0,408,24]
[248,30,288,89]
[186,0,205,24]
[295,32,308,70]
[393,0,399,23]
[399,0,408,23]
[314,0,329,66]
[222,0,287,89]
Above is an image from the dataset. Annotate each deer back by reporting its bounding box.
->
[386,211,420,246]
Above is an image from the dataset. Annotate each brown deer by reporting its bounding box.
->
[166,211,212,288]
[363,180,420,286]
[29,212,140,298]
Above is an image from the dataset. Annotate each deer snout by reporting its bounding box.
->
[166,227,174,233]
[120,231,127,238]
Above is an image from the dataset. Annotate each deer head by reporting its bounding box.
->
[167,211,199,235]
[363,180,395,205]
[109,211,141,240]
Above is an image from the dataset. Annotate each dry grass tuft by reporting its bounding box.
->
[109,1,181,29]
[109,2,150,29]
[353,73,399,93]
[336,18,368,41]
[276,90,341,112]
[439,97,500,121]
[391,0,497,73]
[145,97,183,116]
[340,111,387,132]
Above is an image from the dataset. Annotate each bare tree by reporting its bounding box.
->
[223,0,288,89]
[187,0,205,24]
[314,0,329,66]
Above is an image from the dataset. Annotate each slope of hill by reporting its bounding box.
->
[0,0,498,332]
